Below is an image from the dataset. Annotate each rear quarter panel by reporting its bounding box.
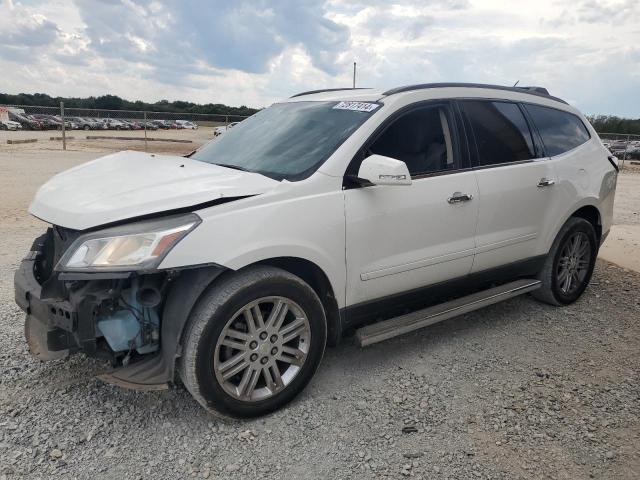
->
[543,137,616,253]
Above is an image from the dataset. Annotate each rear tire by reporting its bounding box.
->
[533,217,598,306]
[179,266,327,418]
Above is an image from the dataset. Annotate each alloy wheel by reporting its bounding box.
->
[213,296,311,402]
[556,231,591,295]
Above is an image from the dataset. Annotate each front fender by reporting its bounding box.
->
[158,186,347,308]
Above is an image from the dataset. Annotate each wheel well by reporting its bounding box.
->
[256,257,342,347]
[570,205,602,242]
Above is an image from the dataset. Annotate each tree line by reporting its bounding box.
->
[587,115,640,135]
[0,92,258,117]
[2,92,639,133]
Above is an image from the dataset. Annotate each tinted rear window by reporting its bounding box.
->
[463,100,535,166]
[525,105,590,156]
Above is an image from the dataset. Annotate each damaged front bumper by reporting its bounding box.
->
[14,234,95,360]
[15,230,145,360]
[14,229,225,390]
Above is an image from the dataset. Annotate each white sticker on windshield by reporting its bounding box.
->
[333,101,379,112]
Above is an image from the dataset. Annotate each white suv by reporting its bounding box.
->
[15,83,617,418]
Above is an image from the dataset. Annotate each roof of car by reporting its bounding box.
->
[287,83,568,106]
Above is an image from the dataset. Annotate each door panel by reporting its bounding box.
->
[345,171,479,306]
[472,160,557,272]
[459,99,557,273]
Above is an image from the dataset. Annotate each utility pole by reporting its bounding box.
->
[143,111,148,152]
[353,62,357,88]
[60,101,66,151]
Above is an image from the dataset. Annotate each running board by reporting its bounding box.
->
[355,279,541,347]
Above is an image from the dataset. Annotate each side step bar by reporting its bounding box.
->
[355,279,541,347]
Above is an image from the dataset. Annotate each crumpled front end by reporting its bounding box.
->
[15,227,165,366]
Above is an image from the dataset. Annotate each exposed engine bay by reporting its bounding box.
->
[25,227,168,365]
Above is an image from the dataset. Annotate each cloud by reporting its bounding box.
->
[0,0,638,116]
[0,0,59,50]
[72,0,350,78]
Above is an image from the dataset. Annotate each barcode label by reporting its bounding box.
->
[333,102,379,112]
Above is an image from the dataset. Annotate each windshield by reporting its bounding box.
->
[191,101,379,181]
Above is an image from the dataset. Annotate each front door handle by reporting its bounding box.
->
[537,178,555,187]
[447,192,473,204]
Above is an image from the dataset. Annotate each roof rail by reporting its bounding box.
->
[382,83,567,104]
[516,86,550,95]
[290,87,372,98]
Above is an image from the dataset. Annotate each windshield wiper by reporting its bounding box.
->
[212,163,252,172]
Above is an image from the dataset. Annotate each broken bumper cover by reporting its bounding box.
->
[14,252,78,358]
[14,247,170,389]
[14,237,226,390]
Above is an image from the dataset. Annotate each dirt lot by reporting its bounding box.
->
[0,149,638,479]
[0,127,215,156]
[599,171,640,272]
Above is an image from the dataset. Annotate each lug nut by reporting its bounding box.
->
[270,334,278,343]
[249,341,258,350]
[259,332,268,340]
[271,347,278,355]
[250,353,258,362]
[261,357,268,365]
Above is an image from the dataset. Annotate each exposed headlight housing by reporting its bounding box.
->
[56,213,200,272]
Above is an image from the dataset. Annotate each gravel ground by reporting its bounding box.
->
[1,152,639,479]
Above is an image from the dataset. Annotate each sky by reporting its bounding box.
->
[1,0,639,117]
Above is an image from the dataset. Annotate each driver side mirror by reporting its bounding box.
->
[357,154,412,186]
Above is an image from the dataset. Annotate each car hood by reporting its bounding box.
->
[29,150,279,230]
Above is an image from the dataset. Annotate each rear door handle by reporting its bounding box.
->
[447,192,473,204]
[537,178,555,188]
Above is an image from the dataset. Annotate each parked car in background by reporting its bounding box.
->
[69,117,100,130]
[51,116,76,130]
[151,120,171,129]
[120,119,143,130]
[102,119,131,130]
[626,145,640,159]
[8,111,42,130]
[608,140,627,155]
[88,117,108,130]
[213,122,239,137]
[15,83,617,418]
[90,119,109,130]
[1,119,22,130]
[30,114,62,130]
[151,119,175,129]
[176,120,198,130]
[141,121,159,130]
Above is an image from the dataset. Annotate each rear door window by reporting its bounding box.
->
[462,100,536,167]
[524,104,591,156]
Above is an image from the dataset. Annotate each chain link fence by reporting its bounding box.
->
[597,132,640,166]
[2,103,639,167]
[0,103,251,153]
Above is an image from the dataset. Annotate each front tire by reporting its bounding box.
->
[179,266,327,418]
[533,217,598,306]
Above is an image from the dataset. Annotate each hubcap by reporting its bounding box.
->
[213,296,311,402]
[556,232,591,295]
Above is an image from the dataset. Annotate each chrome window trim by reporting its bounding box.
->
[411,167,474,181]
